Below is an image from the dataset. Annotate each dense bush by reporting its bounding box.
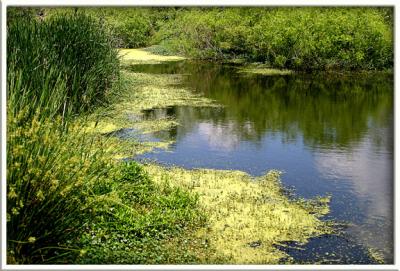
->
[92,8,154,48]
[96,7,178,48]
[46,7,179,49]
[43,7,393,71]
[155,7,393,70]
[249,8,393,70]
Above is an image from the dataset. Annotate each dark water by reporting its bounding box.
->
[129,61,394,263]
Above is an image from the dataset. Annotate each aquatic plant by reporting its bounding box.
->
[239,66,293,76]
[76,161,221,264]
[87,52,218,139]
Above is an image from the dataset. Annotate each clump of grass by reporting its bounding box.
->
[7,11,121,263]
[144,164,332,264]
[7,110,118,263]
[7,11,120,118]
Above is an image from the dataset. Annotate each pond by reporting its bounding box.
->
[129,61,394,264]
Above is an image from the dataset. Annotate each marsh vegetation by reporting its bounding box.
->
[6,7,393,264]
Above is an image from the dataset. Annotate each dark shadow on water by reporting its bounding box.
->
[275,234,379,264]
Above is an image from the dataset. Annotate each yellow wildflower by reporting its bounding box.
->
[35,190,45,201]
[7,187,17,199]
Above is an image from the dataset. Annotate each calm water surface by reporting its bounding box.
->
[128,61,393,263]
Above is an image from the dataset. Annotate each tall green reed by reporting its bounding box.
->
[7,12,120,119]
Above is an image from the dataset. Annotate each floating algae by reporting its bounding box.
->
[144,164,332,264]
[86,69,219,156]
[238,64,293,76]
[119,48,186,65]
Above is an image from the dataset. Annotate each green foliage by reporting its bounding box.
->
[45,7,179,49]
[155,7,393,70]
[7,13,121,263]
[7,11,120,118]
[7,7,41,22]
[249,8,393,70]
[113,14,152,48]
[43,7,393,70]
[118,161,151,183]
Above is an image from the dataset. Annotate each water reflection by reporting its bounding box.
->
[313,126,393,261]
[131,62,394,263]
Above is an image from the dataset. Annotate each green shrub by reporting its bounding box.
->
[249,8,393,70]
[50,7,179,49]
[155,7,393,70]
[113,16,152,48]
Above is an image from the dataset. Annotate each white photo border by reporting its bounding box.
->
[0,1,398,270]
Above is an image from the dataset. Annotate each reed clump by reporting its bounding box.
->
[7,11,120,118]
